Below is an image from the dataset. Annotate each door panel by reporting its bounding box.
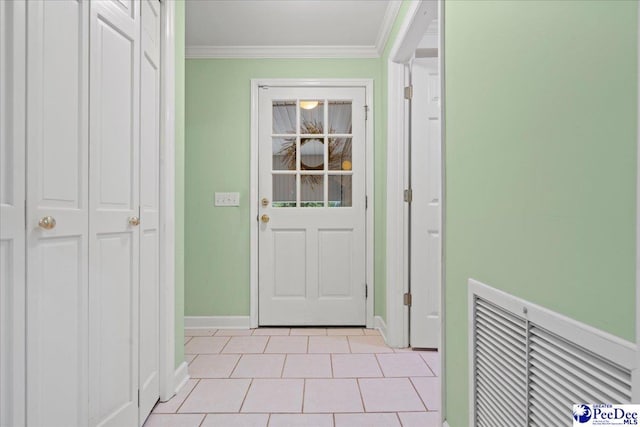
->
[25,1,89,425]
[138,0,161,422]
[0,1,26,425]
[410,57,441,349]
[259,87,366,325]
[89,1,140,425]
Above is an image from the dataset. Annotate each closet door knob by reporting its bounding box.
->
[38,216,56,230]
[128,216,140,226]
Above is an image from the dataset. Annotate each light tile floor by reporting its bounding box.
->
[146,328,440,427]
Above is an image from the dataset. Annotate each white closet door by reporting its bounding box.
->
[25,1,90,426]
[88,1,140,426]
[138,0,161,423]
[0,1,26,425]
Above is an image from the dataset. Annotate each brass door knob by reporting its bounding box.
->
[128,216,140,226]
[260,214,270,223]
[38,216,56,230]
[261,198,269,207]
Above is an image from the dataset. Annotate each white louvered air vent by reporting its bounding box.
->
[469,279,636,427]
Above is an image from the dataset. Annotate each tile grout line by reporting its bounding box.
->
[228,353,244,378]
[196,412,207,427]
[355,377,368,414]
[238,377,254,414]
[373,353,386,378]
[407,376,430,412]
[174,378,201,414]
[281,353,288,378]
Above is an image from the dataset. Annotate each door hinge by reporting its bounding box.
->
[403,292,412,306]
[137,389,140,406]
[365,284,368,299]
[24,200,27,227]
[365,196,368,209]
[404,85,413,100]
[404,189,413,203]
[364,105,369,121]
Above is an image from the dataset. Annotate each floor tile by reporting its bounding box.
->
[308,336,350,353]
[152,379,198,413]
[290,328,327,336]
[282,354,331,378]
[184,354,196,364]
[303,379,363,413]
[184,336,230,354]
[188,354,240,378]
[331,354,382,378]
[411,377,441,411]
[334,413,400,427]
[269,414,333,427]
[143,414,205,427]
[359,378,426,412]
[363,329,381,336]
[201,413,269,427]
[179,379,251,413]
[264,336,308,354]
[252,328,291,336]
[376,353,433,377]
[185,328,216,337]
[232,354,286,378]
[419,351,439,376]
[222,336,269,353]
[397,411,441,427]
[348,336,393,353]
[326,328,364,336]
[215,329,254,336]
[242,379,304,413]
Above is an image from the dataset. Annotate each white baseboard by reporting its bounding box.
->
[184,315,251,329]
[173,361,189,397]
[374,315,388,342]
[443,421,450,427]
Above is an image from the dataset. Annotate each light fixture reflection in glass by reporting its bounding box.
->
[300,100,319,110]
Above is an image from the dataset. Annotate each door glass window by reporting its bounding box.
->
[271,99,352,208]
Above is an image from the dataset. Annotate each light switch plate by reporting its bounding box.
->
[214,192,240,206]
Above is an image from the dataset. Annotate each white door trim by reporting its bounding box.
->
[159,0,177,401]
[384,1,446,425]
[250,78,374,329]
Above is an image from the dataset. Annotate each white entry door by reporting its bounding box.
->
[409,57,441,348]
[89,1,140,426]
[258,86,367,325]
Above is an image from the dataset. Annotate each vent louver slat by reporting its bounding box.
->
[474,297,527,427]
[470,282,634,427]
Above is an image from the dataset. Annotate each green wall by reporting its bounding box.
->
[185,59,387,318]
[444,1,637,425]
[175,0,185,369]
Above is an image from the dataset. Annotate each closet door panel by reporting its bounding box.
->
[25,1,89,426]
[138,0,161,422]
[89,1,140,426]
[0,1,26,425]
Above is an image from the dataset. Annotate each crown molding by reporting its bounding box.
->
[185,45,380,59]
[375,1,402,56]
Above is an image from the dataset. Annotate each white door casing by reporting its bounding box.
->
[258,86,367,325]
[25,1,90,425]
[139,0,161,422]
[89,1,140,426]
[0,1,26,425]
[409,57,441,348]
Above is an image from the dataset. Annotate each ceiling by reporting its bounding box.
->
[185,0,401,58]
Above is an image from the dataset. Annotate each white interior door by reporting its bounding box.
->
[409,57,441,348]
[138,0,161,423]
[89,1,140,426]
[25,1,90,425]
[0,2,26,425]
[258,86,367,325]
